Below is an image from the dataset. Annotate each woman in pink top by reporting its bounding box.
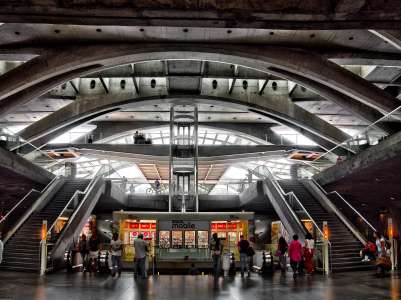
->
[288,234,303,279]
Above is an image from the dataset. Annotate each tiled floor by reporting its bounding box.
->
[0,270,399,300]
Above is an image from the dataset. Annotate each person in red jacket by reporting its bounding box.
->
[288,234,303,279]
[361,241,377,261]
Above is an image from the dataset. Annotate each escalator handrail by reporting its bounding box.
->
[249,167,306,236]
[0,175,58,225]
[253,166,330,246]
[311,178,377,233]
[45,166,105,237]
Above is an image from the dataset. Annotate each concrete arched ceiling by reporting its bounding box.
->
[18,93,348,151]
[0,43,398,121]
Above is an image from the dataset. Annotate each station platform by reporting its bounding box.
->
[0,270,399,300]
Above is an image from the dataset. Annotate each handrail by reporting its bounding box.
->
[249,165,306,236]
[45,166,105,237]
[315,104,401,163]
[311,178,377,233]
[252,165,331,246]
[0,176,58,224]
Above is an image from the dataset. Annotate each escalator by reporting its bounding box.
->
[250,165,374,272]
[278,179,373,272]
[1,177,106,272]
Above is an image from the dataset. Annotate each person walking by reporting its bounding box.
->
[79,234,89,272]
[304,232,315,274]
[210,233,222,277]
[88,233,100,273]
[110,232,123,277]
[288,234,303,279]
[237,235,250,277]
[277,236,288,272]
[134,233,149,279]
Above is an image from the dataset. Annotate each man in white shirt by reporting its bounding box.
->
[134,234,149,279]
[110,232,122,277]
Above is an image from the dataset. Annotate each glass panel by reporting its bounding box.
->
[185,231,196,248]
[171,231,183,249]
[198,231,209,248]
[159,231,170,248]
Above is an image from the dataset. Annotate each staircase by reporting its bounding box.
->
[278,179,372,272]
[1,179,90,272]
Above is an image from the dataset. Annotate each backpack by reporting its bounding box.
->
[247,246,255,257]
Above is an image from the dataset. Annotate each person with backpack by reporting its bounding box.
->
[237,235,250,277]
[288,234,303,279]
[210,233,223,277]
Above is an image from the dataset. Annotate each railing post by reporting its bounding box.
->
[322,221,330,276]
[40,220,47,276]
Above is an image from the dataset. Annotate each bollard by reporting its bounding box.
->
[229,252,236,276]
[40,220,47,276]
[323,221,330,276]
[388,218,398,271]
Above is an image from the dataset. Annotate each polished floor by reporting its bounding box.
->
[0,270,400,300]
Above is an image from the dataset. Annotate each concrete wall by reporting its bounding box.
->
[0,146,54,185]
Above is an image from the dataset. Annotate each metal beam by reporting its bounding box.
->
[69,81,79,95]
[98,75,109,93]
[259,79,269,95]
[228,65,239,95]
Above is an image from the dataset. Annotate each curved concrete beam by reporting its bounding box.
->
[0,44,398,117]
[18,92,349,151]
[269,68,401,134]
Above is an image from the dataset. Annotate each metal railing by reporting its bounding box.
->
[45,166,105,242]
[311,179,377,236]
[258,166,328,242]
[313,105,401,166]
[250,165,331,272]
[0,176,58,225]
[40,166,106,273]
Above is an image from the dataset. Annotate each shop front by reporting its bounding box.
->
[113,211,254,266]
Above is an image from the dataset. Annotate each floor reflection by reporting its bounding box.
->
[0,270,399,300]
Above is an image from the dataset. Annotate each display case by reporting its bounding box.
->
[184,231,196,248]
[197,231,209,248]
[171,231,183,248]
[159,231,170,248]
[211,220,247,260]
